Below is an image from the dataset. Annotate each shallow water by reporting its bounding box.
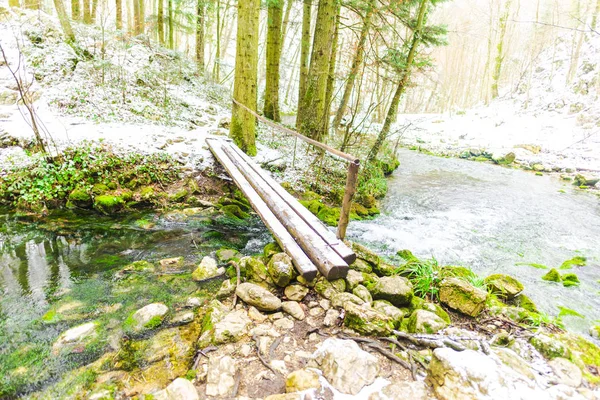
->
[348,149,600,336]
[0,208,268,396]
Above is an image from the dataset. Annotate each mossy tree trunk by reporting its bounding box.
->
[323,2,340,134]
[280,0,294,46]
[297,0,338,141]
[213,0,221,81]
[54,0,76,43]
[229,0,260,155]
[116,0,123,29]
[168,0,174,48]
[132,0,140,33]
[71,0,80,20]
[296,0,312,129]
[333,8,371,130]
[491,0,512,99]
[264,0,283,121]
[24,0,39,9]
[9,0,19,7]
[91,0,98,23]
[83,0,91,23]
[367,0,428,163]
[196,0,205,73]
[157,0,164,43]
[138,0,145,34]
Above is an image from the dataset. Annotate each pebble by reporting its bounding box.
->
[248,306,268,323]
[309,307,325,317]
[274,317,295,330]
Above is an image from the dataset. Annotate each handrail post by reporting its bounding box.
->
[337,160,360,240]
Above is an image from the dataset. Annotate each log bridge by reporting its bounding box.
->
[207,137,357,281]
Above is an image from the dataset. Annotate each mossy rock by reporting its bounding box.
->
[555,333,600,384]
[343,302,394,336]
[263,242,282,260]
[241,256,270,284]
[350,242,382,268]
[169,188,189,202]
[513,294,538,313]
[216,248,241,263]
[300,199,323,215]
[406,309,447,334]
[138,186,156,201]
[351,203,370,217]
[220,204,250,220]
[368,276,413,307]
[484,274,524,299]
[439,278,487,317]
[378,157,400,176]
[440,265,475,280]
[561,273,580,287]
[530,334,571,359]
[91,183,109,195]
[396,249,419,263]
[542,268,561,282]
[218,197,250,212]
[93,195,125,214]
[67,188,92,208]
[560,256,586,270]
[316,206,340,227]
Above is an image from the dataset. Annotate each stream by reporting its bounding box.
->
[348,149,600,336]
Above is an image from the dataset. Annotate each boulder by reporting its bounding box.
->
[206,355,237,397]
[349,258,373,273]
[548,357,582,387]
[282,301,305,320]
[267,253,294,287]
[159,257,184,270]
[345,269,365,290]
[484,274,524,299]
[369,381,431,400]
[216,248,240,263]
[407,309,448,334]
[368,276,413,307]
[315,277,345,299]
[310,338,379,395]
[372,300,405,328]
[192,256,224,281]
[343,302,394,336]
[153,378,199,400]
[236,282,282,311]
[439,278,487,317]
[241,256,270,283]
[285,368,321,393]
[530,334,570,359]
[52,322,97,354]
[284,284,309,301]
[213,309,251,344]
[491,152,516,165]
[350,242,381,267]
[130,303,169,331]
[574,174,599,187]
[216,279,236,299]
[331,292,365,308]
[353,285,373,303]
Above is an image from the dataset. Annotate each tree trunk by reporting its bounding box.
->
[592,0,600,30]
[296,0,312,129]
[25,0,39,9]
[297,0,337,141]
[230,0,260,155]
[138,0,145,34]
[71,0,80,20]
[116,0,123,29]
[213,0,221,82]
[132,0,140,33]
[264,0,284,121]
[157,0,164,43]
[280,0,294,46]
[168,0,174,48]
[323,2,340,134]
[91,0,98,23]
[53,0,76,43]
[83,0,91,23]
[491,0,512,99]
[333,9,371,130]
[9,0,19,7]
[367,0,428,163]
[196,0,204,74]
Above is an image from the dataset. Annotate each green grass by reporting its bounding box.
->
[404,257,443,301]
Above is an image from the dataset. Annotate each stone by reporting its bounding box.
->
[282,301,305,320]
[549,357,582,387]
[372,300,405,328]
[343,302,394,336]
[590,325,600,339]
[274,317,295,330]
[159,257,184,270]
[52,322,97,354]
[130,303,169,331]
[574,174,599,187]
[349,258,373,273]
[310,338,379,395]
[368,276,413,307]
[216,279,236,299]
[267,253,295,287]
[439,278,487,317]
[206,355,237,397]
[542,268,561,282]
[484,274,524,299]
[319,299,331,310]
[331,292,365,308]
[353,285,373,303]
[350,242,381,267]
[530,334,570,359]
[213,309,251,344]
[191,256,223,281]
[286,368,321,393]
[241,256,270,283]
[345,269,365,290]
[284,284,309,301]
[216,248,240,263]
[153,378,199,400]
[248,306,268,322]
[236,282,282,311]
[407,309,448,334]
[491,152,516,165]
[323,309,340,327]
[186,297,202,308]
[265,394,301,400]
[171,311,194,325]
[369,381,431,400]
[315,277,345,299]
[309,307,325,317]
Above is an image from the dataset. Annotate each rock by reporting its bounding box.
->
[343,302,394,336]
[241,256,270,283]
[493,347,535,380]
[372,300,405,328]
[542,268,561,282]
[491,152,516,165]
[353,285,373,303]
[216,248,240,263]
[263,242,282,259]
[216,279,236,299]
[561,273,580,287]
[171,311,194,325]
[274,317,295,330]
[213,309,251,344]
[191,256,223,281]
[514,294,538,313]
[345,269,365,290]
[159,257,184,270]
[248,306,268,323]
[484,274,524,299]
[590,325,600,339]
[368,276,413,307]
[286,368,321,393]
[206,355,237,397]
[323,309,340,327]
[331,292,365,308]
[349,258,373,273]
[310,338,379,395]
[439,278,487,317]
[267,253,294,287]
[282,301,305,320]
[284,284,309,301]
[265,394,302,400]
[530,334,570,359]
[236,282,282,311]
[574,174,599,187]
[549,357,582,387]
[186,297,202,308]
[130,303,169,331]
[315,277,345,299]
[52,322,97,354]
[350,242,381,267]
[369,381,431,400]
[407,309,448,334]
[153,378,199,400]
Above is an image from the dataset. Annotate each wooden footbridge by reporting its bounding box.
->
[207,108,360,281]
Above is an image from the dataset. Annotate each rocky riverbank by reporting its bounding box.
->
[12,239,599,400]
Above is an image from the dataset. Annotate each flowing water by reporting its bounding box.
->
[348,149,600,335]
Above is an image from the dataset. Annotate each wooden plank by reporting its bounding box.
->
[206,138,318,280]
[228,143,356,264]
[222,143,349,280]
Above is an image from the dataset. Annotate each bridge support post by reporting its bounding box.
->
[337,161,359,240]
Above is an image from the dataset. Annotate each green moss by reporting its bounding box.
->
[560,256,586,270]
[92,183,110,195]
[541,268,561,282]
[515,262,548,269]
[514,294,538,313]
[68,188,91,202]
[220,204,250,220]
[561,273,580,287]
[263,242,282,260]
[397,249,419,263]
[316,205,340,227]
[94,195,125,214]
[473,156,490,162]
[139,186,155,200]
[144,315,164,330]
[555,333,600,384]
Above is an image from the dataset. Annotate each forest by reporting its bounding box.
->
[1,0,600,399]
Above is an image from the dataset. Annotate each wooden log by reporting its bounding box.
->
[337,161,359,240]
[206,138,318,280]
[228,144,356,264]
[222,143,349,280]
